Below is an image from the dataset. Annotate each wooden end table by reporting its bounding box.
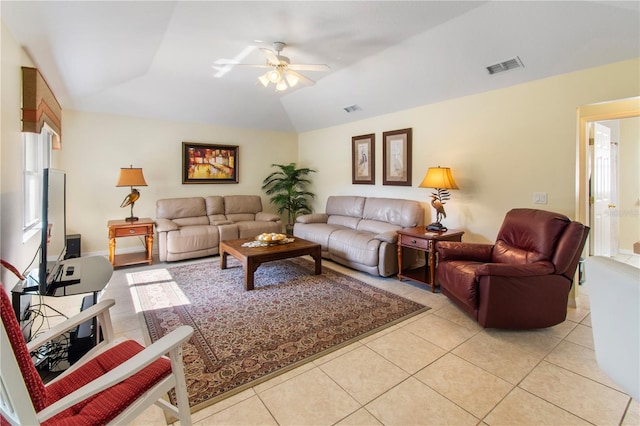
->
[397,227,464,292]
[220,237,322,290]
[107,218,154,268]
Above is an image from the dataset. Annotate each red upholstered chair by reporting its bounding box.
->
[436,208,589,329]
[0,287,193,425]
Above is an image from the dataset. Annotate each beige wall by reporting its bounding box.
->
[60,111,297,255]
[299,59,640,243]
[618,117,640,252]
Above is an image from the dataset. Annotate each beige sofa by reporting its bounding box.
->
[293,196,424,277]
[155,195,282,262]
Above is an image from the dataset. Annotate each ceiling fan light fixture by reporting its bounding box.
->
[267,69,281,83]
[258,73,270,87]
[284,71,299,87]
[276,80,288,91]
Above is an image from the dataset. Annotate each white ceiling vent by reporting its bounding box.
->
[486,56,524,75]
[343,104,362,113]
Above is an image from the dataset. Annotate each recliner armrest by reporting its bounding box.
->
[437,242,493,262]
[296,213,328,224]
[374,231,398,244]
[255,212,281,222]
[155,218,179,232]
[475,261,555,277]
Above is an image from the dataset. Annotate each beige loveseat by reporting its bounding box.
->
[293,196,424,277]
[155,195,281,262]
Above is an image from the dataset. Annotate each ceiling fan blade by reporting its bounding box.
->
[259,48,280,65]
[286,70,315,86]
[215,61,270,68]
[288,64,330,71]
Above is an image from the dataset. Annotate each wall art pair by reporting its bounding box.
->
[351,128,412,186]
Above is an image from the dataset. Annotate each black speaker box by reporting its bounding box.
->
[65,234,81,259]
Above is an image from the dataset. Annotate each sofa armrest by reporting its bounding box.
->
[155,218,179,232]
[255,212,281,222]
[436,241,493,262]
[475,261,555,277]
[374,231,398,244]
[296,213,328,224]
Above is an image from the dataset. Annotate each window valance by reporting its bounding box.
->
[21,67,62,149]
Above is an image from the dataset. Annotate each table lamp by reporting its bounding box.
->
[117,165,147,222]
[419,166,459,232]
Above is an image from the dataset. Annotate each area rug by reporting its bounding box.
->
[129,257,429,416]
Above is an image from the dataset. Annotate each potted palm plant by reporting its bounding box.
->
[262,163,316,234]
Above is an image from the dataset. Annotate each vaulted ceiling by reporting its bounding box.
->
[2,1,638,133]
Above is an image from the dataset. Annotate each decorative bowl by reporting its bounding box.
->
[255,233,287,244]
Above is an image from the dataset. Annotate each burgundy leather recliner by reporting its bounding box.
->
[436,208,589,329]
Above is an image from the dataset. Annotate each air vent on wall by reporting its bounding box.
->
[486,56,524,75]
[343,104,362,113]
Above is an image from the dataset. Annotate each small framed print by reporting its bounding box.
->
[352,133,375,184]
[182,142,239,184]
[382,128,412,186]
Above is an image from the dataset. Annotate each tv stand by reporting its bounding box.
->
[11,256,113,321]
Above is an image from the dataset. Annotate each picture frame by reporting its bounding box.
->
[382,128,412,186]
[352,133,375,184]
[182,142,239,184]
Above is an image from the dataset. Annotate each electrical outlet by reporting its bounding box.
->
[533,192,548,204]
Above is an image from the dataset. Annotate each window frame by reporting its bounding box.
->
[22,128,53,242]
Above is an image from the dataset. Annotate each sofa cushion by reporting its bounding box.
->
[255,212,281,222]
[326,196,366,218]
[173,216,210,227]
[226,213,256,222]
[294,222,344,251]
[327,215,360,230]
[224,195,263,215]
[356,219,400,235]
[166,225,219,254]
[235,221,281,238]
[205,196,226,222]
[363,197,423,228]
[328,230,380,267]
[156,197,206,219]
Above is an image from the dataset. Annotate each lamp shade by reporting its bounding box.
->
[419,166,459,190]
[116,167,147,187]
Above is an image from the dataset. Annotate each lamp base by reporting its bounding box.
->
[125,216,139,222]
[426,222,447,232]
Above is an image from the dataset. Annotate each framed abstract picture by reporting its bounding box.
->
[182,142,239,184]
[352,133,375,184]
[382,128,412,186]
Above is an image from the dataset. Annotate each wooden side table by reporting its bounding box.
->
[397,227,464,292]
[107,218,154,268]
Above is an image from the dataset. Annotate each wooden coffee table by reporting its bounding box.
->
[219,237,322,290]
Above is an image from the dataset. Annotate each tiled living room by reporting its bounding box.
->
[1,2,639,425]
[99,254,638,426]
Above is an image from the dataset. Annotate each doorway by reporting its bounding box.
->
[577,97,640,258]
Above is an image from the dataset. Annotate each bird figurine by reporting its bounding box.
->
[431,194,447,224]
[120,188,140,208]
[426,188,452,231]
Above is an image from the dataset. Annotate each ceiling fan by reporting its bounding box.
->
[218,42,329,91]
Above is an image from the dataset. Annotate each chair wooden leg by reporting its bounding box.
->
[170,346,192,426]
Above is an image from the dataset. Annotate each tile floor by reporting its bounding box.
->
[41,254,639,426]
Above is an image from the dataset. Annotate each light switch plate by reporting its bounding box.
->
[533,192,548,204]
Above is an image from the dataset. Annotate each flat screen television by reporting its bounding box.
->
[38,168,67,295]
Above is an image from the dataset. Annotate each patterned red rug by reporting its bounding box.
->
[130,257,428,416]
